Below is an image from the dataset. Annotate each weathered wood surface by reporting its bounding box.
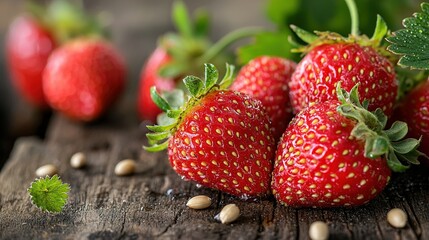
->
[1,104,429,240]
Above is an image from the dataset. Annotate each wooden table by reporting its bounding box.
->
[1,96,429,240]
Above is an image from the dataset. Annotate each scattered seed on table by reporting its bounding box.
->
[70,152,87,168]
[35,164,58,177]
[186,195,212,209]
[114,159,136,176]
[387,208,407,228]
[309,221,329,240]
[218,204,240,224]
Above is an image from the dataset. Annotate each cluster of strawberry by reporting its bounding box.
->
[6,1,125,121]
[144,9,427,208]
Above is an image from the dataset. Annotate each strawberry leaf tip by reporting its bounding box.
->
[387,2,429,70]
[336,83,425,172]
[144,63,235,152]
[28,175,70,213]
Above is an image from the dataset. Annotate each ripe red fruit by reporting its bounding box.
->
[289,43,397,115]
[146,64,276,198]
[137,48,176,122]
[230,56,296,140]
[43,39,125,121]
[6,16,56,108]
[271,85,421,207]
[394,79,429,166]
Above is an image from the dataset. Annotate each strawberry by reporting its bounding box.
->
[288,4,397,116]
[394,79,429,166]
[271,84,423,207]
[6,16,56,108]
[145,64,276,198]
[137,47,175,122]
[230,56,296,141]
[289,42,397,115]
[5,0,106,109]
[43,39,125,121]
[137,1,262,123]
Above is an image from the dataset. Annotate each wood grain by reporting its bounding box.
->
[1,111,428,240]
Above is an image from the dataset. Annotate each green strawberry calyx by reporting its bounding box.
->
[336,83,426,172]
[144,63,235,152]
[289,0,393,60]
[157,1,265,79]
[27,0,107,44]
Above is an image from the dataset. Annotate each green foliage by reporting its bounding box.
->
[387,3,429,70]
[237,0,419,64]
[28,175,70,213]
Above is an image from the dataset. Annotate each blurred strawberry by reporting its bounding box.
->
[137,47,175,122]
[43,39,125,121]
[137,1,262,123]
[6,16,56,108]
[5,0,107,109]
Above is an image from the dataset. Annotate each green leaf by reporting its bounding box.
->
[290,25,318,44]
[150,87,171,112]
[219,64,235,89]
[387,151,409,172]
[372,109,387,129]
[143,140,170,152]
[237,31,297,65]
[193,9,210,37]
[371,15,388,45]
[167,109,182,119]
[204,63,218,90]
[368,136,390,157]
[183,76,204,97]
[266,0,299,27]
[397,149,424,165]
[384,121,408,141]
[147,122,177,132]
[28,175,70,213]
[350,122,373,140]
[146,132,170,142]
[172,1,192,37]
[391,138,421,154]
[387,2,429,70]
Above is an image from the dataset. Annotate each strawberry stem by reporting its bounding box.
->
[198,27,265,63]
[344,0,359,36]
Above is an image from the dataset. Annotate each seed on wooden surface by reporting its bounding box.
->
[309,221,329,240]
[70,152,87,168]
[114,159,136,176]
[387,208,407,228]
[186,195,212,209]
[219,204,240,224]
[35,164,58,177]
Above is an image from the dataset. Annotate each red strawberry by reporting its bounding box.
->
[43,39,126,121]
[230,56,296,140]
[6,16,56,108]
[137,47,176,122]
[272,85,422,207]
[288,6,398,116]
[289,42,397,115]
[145,64,276,198]
[394,79,429,166]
